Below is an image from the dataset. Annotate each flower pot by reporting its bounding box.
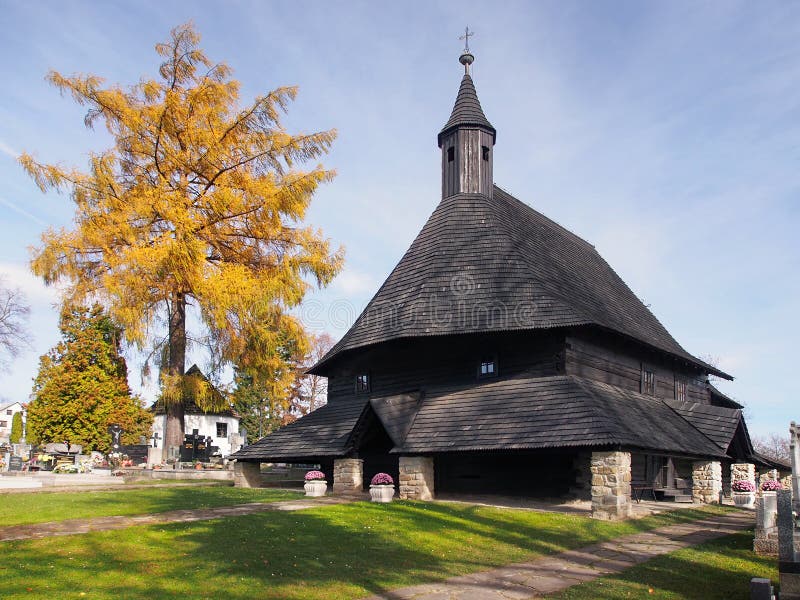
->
[369,484,395,503]
[732,491,755,508]
[304,480,327,497]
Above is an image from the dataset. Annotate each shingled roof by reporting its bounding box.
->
[231,374,728,462]
[231,397,366,461]
[397,375,725,457]
[665,399,742,451]
[438,73,496,146]
[312,187,730,379]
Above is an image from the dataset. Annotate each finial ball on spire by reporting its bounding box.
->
[459,27,475,73]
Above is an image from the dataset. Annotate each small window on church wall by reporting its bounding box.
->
[642,368,655,395]
[478,357,497,378]
[216,422,228,438]
[482,146,489,161]
[675,379,687,402]
[447,147,454,162]
[356,373,370,393]
[0,421,6,428]
[5,409,11,415]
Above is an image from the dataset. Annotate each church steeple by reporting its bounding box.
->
[439,30,496,199]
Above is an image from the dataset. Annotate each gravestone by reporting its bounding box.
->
[777,422,800,599]
[8,456,23,471]
[791,421,799,513]
[108,424,123,451]
[119,445,148,464]
[179,430,218,462]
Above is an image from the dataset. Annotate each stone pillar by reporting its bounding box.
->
[590,451,632,520]
[754,493,779,556]
[731,462,755,485]
[692,460,722,504]
[399,456,434,500]
[233,461,261,488]
[333,458,363,494]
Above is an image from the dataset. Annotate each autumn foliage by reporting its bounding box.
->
[27,305,153,453]
[20,23,343,448]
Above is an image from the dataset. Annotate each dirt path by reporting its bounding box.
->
[362,509,752,600]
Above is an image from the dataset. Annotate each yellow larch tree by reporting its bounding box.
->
[20,23,344,451]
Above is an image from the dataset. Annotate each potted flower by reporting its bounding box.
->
[761,479,783,497]
[369,472,395,503]
[304,470,327,497]
[731,480,756,508]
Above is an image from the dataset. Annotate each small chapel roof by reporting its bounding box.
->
[150,364,235,417]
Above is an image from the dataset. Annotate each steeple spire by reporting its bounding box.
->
[439,29,496,199]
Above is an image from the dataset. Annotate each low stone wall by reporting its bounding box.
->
[399,456,434,500]
[590,451,632,520]
[234,462,262,488]
[333,458,363,494]
[124,468,234,482]
[692,460,722,504]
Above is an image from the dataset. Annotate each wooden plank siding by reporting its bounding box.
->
[564,332,711,404]
[326,330,563,403]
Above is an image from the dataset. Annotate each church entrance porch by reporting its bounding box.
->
[433,449,586,498]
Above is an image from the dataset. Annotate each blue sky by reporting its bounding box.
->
[0,1,798,438]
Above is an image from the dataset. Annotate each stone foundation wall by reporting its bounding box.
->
[234,461,262,488]
[692,460,722,504]
[590,451,632,520]
[399,456,434,500]
[333,458,363,494]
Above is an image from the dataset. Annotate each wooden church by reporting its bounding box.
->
[232,45,764,519]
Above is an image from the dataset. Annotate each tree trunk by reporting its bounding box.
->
[164,292,186,454]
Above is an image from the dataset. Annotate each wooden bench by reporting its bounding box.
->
[631,483,657,503]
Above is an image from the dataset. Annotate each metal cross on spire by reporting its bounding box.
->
[459,26,474,53]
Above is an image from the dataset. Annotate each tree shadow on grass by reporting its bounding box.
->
[0,501,746,600]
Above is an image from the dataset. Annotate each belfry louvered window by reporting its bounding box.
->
[675,378,687,402]
[447,147,454,162]
[641,367,656,395]
[355,373,370,394]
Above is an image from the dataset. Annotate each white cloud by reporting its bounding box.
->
[0,196,46,226]
[0,262,60,307]
[331,267,380,297]
[0,139,17,158]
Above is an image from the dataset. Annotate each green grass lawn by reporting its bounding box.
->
[0,487,301,526]
[0,502,741,600]
[547,529,777,599]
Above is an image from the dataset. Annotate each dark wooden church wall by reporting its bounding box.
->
[435,449,580,497]
[326,330,564,403]
[564,332,710,403]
